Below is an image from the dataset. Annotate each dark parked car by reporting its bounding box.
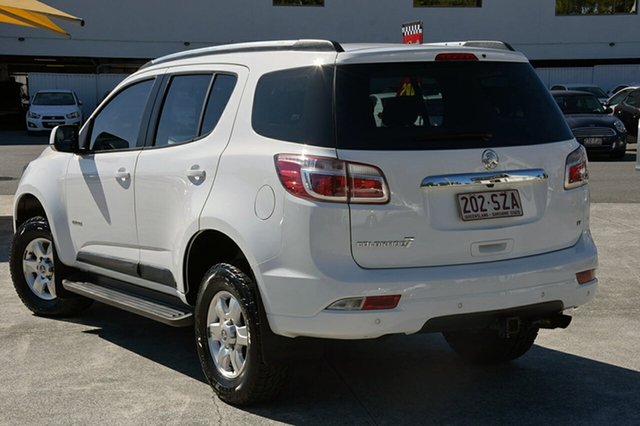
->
[613,88,640,140]
[551,90,627,159]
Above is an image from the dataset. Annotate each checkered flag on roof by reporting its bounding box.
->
[402,21,423,44]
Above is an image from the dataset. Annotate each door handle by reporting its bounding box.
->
[186,165,206,182]
[114,168,130,181]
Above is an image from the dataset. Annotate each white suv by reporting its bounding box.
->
[10,40,598,405]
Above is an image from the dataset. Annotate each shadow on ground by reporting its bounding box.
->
[55,303,640,425]
[0,216,12,262]
[588,142,637,162]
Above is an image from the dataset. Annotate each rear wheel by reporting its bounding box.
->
[443,327,539,364]
[195,263,287,405]
[9,216,93,317]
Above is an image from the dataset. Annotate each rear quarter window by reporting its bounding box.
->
[252,66,334,147]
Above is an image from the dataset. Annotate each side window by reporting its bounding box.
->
[154,74,212,147]
[200,74,237,135]
[626,91,640,107]
[90,79,154,152]
[252,66,334,147]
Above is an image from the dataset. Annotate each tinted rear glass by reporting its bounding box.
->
[33,92,75,106]
[252,66,334,147]
[553,94,604,114]
[335,62,573,150]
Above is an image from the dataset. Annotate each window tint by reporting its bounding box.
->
[252,66,334,147]
[573,86,607,98]
[155,74,212,147]
[608,89,629,105]
[90,80,154,151]
[200,74,237,135]
[335,62,573,150]
[33,92,75,106]
[626,91,640,107]
[553,94,604,114]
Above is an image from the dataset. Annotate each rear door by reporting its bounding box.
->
[134,65,244,292]
[335,60,585,268]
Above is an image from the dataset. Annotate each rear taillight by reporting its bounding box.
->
[435,53,478,61]
[275,154,389,204]
[564,146,589,190]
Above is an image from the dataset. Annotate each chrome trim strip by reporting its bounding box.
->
[421,169,548,188]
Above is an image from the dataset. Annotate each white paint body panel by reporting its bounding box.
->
[134,64,248,292]
[341,140,588,269]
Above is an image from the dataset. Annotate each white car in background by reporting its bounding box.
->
[26,90,82,134]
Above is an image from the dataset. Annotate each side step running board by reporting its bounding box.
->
[62,279,193,327]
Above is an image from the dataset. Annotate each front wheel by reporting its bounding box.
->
[443,326,539,364]
[9,216,93,317]
[195,263,287,406]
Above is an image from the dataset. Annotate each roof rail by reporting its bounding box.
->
[140,39,344,70]
[427,40,515,52]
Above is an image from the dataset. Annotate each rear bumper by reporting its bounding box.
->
[261,231,598,339]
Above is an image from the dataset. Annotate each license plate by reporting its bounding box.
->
[44,122,63,128]
[457,190,523,221]
[583,137,603,146]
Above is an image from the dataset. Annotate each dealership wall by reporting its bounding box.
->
[0,0,639,62]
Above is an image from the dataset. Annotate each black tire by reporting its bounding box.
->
[610,142,627,159]
[443,326,539,364]
[195,263,287,406]
[9,216,93,317]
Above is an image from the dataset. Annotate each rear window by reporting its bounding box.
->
[252,66,334,147]
[335,62,573,150]
[572,86,607,99]
[553,94,604,114]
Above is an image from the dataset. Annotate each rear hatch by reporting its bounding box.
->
[334,58,584,268]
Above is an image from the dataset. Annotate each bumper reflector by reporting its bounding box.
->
[326,295,401,311]
[576,269,596,285]
[362,295,401,310]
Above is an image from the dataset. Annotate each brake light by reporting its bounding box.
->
[435,53,478,61]
[564,146,589,189]
[275,154,389,204]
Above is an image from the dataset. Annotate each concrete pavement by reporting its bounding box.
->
[0,196,639,424]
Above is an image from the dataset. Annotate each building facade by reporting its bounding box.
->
[1,0,638,105]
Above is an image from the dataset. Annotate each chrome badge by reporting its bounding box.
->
[356,237,415,248]
[482,149,499,170]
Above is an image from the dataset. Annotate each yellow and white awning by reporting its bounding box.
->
[0,0,83,36]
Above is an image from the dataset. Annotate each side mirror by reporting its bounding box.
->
[50,125,80,153]
[604,106,613,114]
[78,100,83,106]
